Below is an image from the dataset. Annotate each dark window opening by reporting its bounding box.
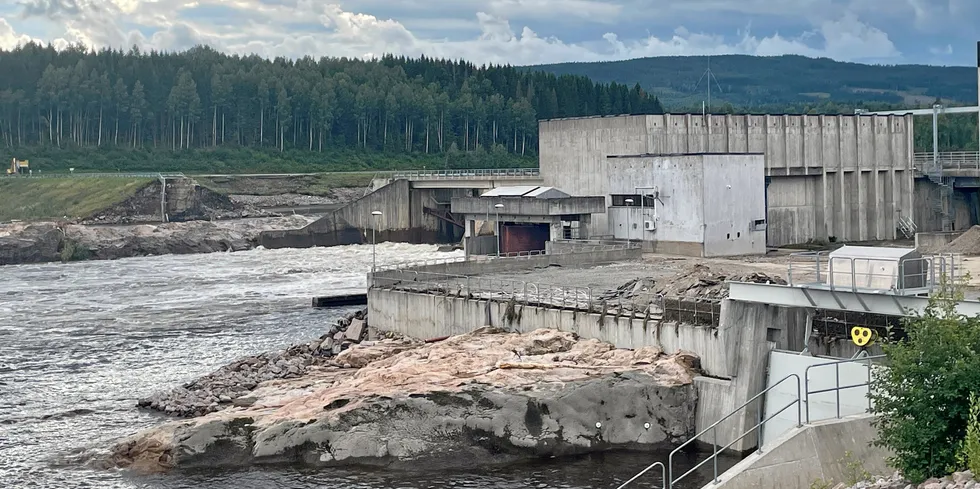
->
[612,194,657,207]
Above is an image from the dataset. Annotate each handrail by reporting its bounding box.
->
[787,252,952,296]
[804,355,886,424]
[913,151,980,171]
[615,461,665,489]
[663,374,802,488]
[372,242,640,273]
[391,168,541,180]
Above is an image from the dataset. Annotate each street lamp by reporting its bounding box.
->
[624,198,634,245]
[494,203,504,257]
[371,210,382,272]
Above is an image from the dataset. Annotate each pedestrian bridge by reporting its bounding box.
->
[383,168,544,189]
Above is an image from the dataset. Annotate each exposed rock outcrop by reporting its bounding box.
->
[0,216,317,266]
[138,309,371,417]
[105,328,700,473]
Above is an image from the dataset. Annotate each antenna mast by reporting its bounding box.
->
[694,57,723,114]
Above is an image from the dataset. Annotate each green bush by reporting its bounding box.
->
[869,282,980,483]
[953,392,980,475]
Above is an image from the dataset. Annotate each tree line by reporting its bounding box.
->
[0,43,665,161]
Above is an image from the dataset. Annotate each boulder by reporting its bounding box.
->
[345,319,366,341]
[106,329,699,473]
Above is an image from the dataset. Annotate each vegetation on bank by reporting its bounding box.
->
[0,177,151,222]
[0,143,536,174]
[0,43,663,166]
[870,282,980,483]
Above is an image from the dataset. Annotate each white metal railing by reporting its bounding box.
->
[370,269,718,321]
[786,251,957,295]
[391,168,540,180]
[804,355,886,423]
[372,242,640,273]
[913,151,980,171]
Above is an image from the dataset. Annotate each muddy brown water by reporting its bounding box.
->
[0,244,736,488]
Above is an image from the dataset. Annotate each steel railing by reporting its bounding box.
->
[786,251,956,295]
[914,151,980,171]
[621,355,887,488]
[615,462,665,489]
[391,168,540,180]
[658,374,802,489]
[372,242,640,273]
[804,355,886,424]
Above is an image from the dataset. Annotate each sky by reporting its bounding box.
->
[0,0,977,67]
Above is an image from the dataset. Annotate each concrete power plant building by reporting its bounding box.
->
[606,153,768,257]
[539,113,916,247]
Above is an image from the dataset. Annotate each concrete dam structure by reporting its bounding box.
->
[539,113,918,247]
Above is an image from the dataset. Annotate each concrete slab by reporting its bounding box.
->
[346,319,366,341]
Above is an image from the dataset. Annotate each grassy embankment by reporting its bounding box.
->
[0,177,152,222]
[3,145,536,174]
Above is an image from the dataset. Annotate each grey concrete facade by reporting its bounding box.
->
[709,415,890,489]
[606,154,767,257]
[539,114,916,247]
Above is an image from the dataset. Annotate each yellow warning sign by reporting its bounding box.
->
[850,326,877,347]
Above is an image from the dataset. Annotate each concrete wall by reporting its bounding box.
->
[709,415,891,489]
[916,231,964,253]
[260,180,467,249]
[368,288,806,452]
[607,155,705,246]
[605,154,765,256]
[539,114,916,246]
[702,154,767,256]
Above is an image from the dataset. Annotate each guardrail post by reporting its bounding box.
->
[713,427,719,483]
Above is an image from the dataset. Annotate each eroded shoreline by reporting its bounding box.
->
[101,309,702,474]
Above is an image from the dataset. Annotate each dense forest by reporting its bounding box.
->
[534,54,979,107]
[0,43,664,172]
[1,44,977,173]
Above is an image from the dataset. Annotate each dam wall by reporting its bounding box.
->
[259,179,469,249]
[368,282,807,452]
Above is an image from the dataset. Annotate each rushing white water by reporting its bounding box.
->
[0,244,729,488]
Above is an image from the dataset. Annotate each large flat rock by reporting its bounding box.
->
[104,328,700,473]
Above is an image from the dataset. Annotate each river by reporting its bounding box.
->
[0,243,736,488]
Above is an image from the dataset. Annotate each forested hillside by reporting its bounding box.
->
[534,54,977,108]
[0,43,664,173]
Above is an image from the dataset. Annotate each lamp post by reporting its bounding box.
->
[624,198,634,245]
[494,203,504,257]
[371,210,382,272]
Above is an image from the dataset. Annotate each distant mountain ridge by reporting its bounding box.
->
[530,54,978,109]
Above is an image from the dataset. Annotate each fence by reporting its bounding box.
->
[804,355,886,423]
[373,241,640,273]
[786,251,958,295]
[391,168,540,180]
[914,151,980,171]
[370,268,722,322]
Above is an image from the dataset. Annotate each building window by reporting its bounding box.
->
[562,221,580,239]
[612,194,656,207]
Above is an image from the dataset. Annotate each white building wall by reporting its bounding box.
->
[702,154,768,257]
[607,155,705,246]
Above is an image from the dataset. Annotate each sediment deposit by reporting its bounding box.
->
[0,215,317,265]
[105,327,700,473]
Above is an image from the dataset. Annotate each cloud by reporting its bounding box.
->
[0,0,920,66]
[0,17,40,49]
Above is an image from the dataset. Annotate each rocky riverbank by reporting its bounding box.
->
[842,471,977,489]
[0,215,317,265]
[103,319,701,473]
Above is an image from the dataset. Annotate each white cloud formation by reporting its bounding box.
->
[0,0,925,66]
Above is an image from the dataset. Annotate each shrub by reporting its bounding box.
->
[869,282,980,483]
[953,392,980,475]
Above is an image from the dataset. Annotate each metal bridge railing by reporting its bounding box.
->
[913,151,980,171]
[786,251,956,295]
[622,355,888,488]
[805,355,886,424]
[391,168,540,180]
[372,242,640,273]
